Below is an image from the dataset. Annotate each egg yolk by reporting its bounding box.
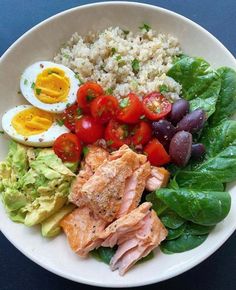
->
[12,107,54,136]
[34,67,70,104]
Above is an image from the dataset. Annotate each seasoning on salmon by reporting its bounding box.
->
[110,209,168,275]
[146,166,170,191]
[60,207,107,257]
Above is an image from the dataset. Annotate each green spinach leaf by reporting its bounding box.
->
[185,222,214,235]
[160,209,185,229]
[167,56,221,117]
[200,120,236,158]
[160,232,208,254]
[146,194,168,215]
[91,247,116,264]
[210,67,236,124]
[175,171,224,191]
[166,224,186,240]
[155,188,231,226]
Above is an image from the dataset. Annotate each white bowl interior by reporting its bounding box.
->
[0,2,235,287]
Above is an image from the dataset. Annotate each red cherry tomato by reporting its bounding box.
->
[142,92,172,121]
[53,133,82,162]
[62,104,82,132]
[144,138,170,166]
[75,115,104,144]
[77,82,104,113]
[91,95,119,124]
[117,93,143,124]
[131,121,152,145]
[105,119,131,149]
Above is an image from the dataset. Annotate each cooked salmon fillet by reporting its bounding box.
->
[146,166,170,191]
[69,145,109,206]
[110,209,168,275]
[117,163,151,218]
[76,146,146,223]
[60,207,107,257]
[100,202,152,247]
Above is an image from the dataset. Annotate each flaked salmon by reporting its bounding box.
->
[72,145,147,223]
[60,207,107,257]
[146,166,170,191]
[69,145,109,206]
[110,209,168,275]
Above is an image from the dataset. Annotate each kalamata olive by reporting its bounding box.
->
[176,109,206,134]
[169,99,189,125]
[152,120,176,148]
[191,143,206,159]
[169,131,192,167]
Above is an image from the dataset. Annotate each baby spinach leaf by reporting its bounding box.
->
[185,222,214,235]
[91,247,116,264]
[167,56,221,117]
[166,224,186,240]
[156,188,231,226]
[200,120,236,158]
[196,141,236,183]
[175,171,224,191]
[146,193,168,215]
[160,232,208,254]
[210,67,236,124]
[160,209,185,229]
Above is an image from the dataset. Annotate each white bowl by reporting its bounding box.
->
[0,1,235,287]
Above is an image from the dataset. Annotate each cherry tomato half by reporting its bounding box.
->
[117,93,143,124]
[144,138,170,166]
[77,82,104,113]
[75,115,104,144]
[131,121,152,145]
[91,95,119,124]
[62,104,82,132]
[105,119,131,149]
[53,133,82,162]
[142,92,172,121]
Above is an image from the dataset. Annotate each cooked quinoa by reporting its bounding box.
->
[54,26,182,100]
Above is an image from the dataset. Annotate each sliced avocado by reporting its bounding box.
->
[64,162,79,173]
[41,203,76,238]
[24,194,67,226]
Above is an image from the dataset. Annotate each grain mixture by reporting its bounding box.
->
[54,26,181,100]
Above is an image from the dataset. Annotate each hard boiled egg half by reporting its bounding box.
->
[20,61,79,113]
[2,105,69,147]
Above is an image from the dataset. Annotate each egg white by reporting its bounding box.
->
[2,105,69,147]
[20,61,79,113]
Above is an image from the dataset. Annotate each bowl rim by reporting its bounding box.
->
[0,1,235,287]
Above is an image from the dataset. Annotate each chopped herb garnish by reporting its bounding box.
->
[159,84,168,93]
[83,146,89,156]
[156,108,161,114]
[119,97,130,108]
[17,91,21,94]
[131,58,140,74]
[106,87,113,95]
[63,53,70,59]
[24,79,28,85]
[66,103,70,108]
[36,88,41,95]
[122,30,130,35]
[31,82,35,89]
[137,136,143,143]
[139,23,151,32]
[100,65,105,70]
[116,55,122,61]
[0,131,4,135]
[77,108,83,116]
[118,60,126,67]
[140,115,145,120]
[106,140,114,146]
[111,47,117,55]
[56,119,64,126]
[75,73,84,84]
